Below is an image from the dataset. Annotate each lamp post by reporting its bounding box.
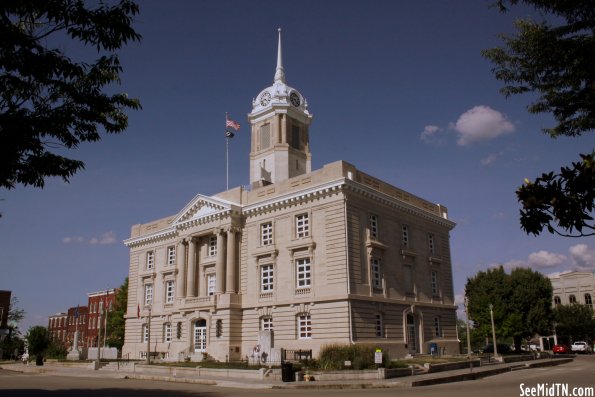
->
[464,297,472,360]
[96,301,103,366]
[489,304,498,358]
[145,305,152,365]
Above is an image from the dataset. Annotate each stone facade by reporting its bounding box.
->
[550,271,595,307]
[122,31,458,362]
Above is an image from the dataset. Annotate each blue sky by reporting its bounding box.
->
[1,0,593,331]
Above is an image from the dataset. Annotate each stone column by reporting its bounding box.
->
[281,114,287,144]
[225,228,237,293]
[197,241,204,297]
[215,230,226,294]
[176,240,187,298]
[186,237,196,297]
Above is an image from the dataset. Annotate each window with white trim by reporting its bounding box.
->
[142,324,148,342]
[297,314,312,339]
[165,280,175,304]
[207,274,216,296]
[208,236,217,257]
[554,296,561,305]
[296,258,311,288]
[428,233,435,255]
[431,270,438,296]
[296,213,309,238]
[261,264,274,292]
[146,251,154,270]
[375,314,384,337]
[261,222,273,246]
[167,246,176,266]
[402,225,409,247]
[371,257,382,289]
[569,295,577,304]
[164,323,172,342]
[261,316,273,331]
[144,284,153,305]
[585,293,593,307]
[368,214,378,240]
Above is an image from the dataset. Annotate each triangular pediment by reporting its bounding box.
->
[172,193,233,225]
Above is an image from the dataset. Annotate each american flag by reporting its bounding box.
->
[226,117,240,131]
[137,303,140,319]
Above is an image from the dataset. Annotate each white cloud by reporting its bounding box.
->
[90,231,117,245]
[62,236,84,244]
[480,153,499,166]
[452,105,515,146]
[420,125,443,145]
[500,250,567,271]
[569,244,595,271]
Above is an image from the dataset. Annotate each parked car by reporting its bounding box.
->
[552,344,571,354]
[482,344,511,354]
[571,341,593,354]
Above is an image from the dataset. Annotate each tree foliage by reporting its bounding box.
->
[553,303,595,342]
[0,0,141,191]
[106,277,127,350]
[518,152,595,237]
[26,326,50,356]
[483,0,594,237]
[465,266,553,351]
[8,296,25,327]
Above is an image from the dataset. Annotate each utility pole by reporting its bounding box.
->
[146,305,152,365]
[489,303,498,358]
[96,301,103,366]
[464,297,472,359]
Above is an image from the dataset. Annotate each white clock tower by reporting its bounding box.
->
[248,29,313,187]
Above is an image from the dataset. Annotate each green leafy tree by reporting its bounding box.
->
[553,304,595,342]
[482,0,594,237]
[26,326,50,363]
[465,266,553,352]
[8,296,25,329]
[0,0,141,194]
[106,277,127,350]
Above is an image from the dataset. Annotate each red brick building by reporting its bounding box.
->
[87,289,117,348]
[65,306,88,348]
[47,312,68,347]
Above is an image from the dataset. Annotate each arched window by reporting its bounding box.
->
[554,296,561,305]
[569,295,577,304]
[585,293,593,307]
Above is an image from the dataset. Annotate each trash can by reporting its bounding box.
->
[430,343,438,356]
[281,362,294,382]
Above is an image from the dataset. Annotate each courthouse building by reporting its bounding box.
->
[122,31,458,361]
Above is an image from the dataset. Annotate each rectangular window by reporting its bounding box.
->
[146,251,154,270]
[368,214,378,240]
[296,213,309,238]
[291,125,301,149]
[261,264,274,292]
[375,314,383,337]
[144,284,153,306]
[167,246,176,266]
[428,233,435,255]
[261,317,273,331]
[207,274,216,296]
[402,225,409,247]
[298,314,312,339]
[164,323,172,342]
[261,222,273,246]
[296,258,311,288]
[404,265,413,293]
[142,324,148,342]
[431,271,438,296]
[208,236,217,257]
[434,316,442,337]
[165,280,175,304]
[371,258,382,289]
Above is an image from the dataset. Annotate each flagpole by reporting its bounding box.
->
[225,112,229,191]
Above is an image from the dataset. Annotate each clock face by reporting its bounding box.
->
[290,92,301,107]
[260,92,271,106]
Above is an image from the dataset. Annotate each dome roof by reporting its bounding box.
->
[251,29,309,115]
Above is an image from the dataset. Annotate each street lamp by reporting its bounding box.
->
[489,304,498,358]
[145,305,152,365]
[96,301,103,367]
[464,297,472,360]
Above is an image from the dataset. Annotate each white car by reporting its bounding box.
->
[571,341,593,354]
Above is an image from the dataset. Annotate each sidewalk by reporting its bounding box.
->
[0,357,573,390]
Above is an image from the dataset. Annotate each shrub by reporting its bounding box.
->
[318,344,379,370]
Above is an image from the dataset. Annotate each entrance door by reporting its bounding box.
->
[194,319,207,352]
[406,314,418,354]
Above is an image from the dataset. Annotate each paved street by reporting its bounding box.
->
[1,356,594,397]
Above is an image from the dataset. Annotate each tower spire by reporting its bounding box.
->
[273,28,285,83]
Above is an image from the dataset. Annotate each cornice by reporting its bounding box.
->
[124,227,178,248]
